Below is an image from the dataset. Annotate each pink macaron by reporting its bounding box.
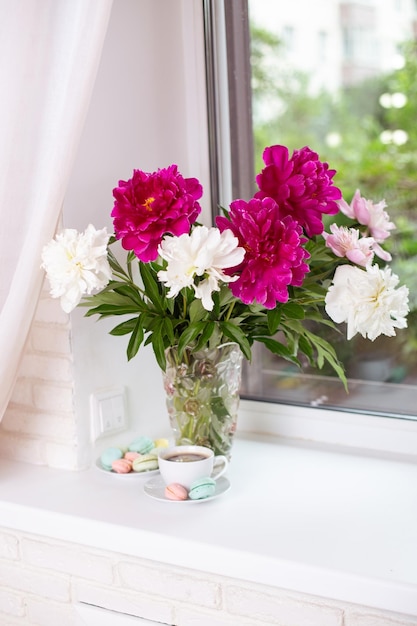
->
[124,451,140,462]
[165,483,188,501]
[111,458,132,474]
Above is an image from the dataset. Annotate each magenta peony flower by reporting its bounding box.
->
[111,165,202,262]
[255,145,342,236]
[216,197,310,308]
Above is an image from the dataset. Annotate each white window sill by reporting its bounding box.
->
[0,429,416,617]
[239,399,417,459]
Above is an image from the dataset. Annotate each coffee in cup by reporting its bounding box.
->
[158,445,228,489]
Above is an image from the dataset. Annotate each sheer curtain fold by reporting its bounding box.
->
[0,0,113,421]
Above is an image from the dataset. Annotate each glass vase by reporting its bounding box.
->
[162,343,243,459]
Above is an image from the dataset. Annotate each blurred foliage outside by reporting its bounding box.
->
[249,25,417,380]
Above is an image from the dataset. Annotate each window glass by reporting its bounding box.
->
[240,0,417,419]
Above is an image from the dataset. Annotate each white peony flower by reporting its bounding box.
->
[325,264,409,341]
[41,224,112,313]
[157,225,245,311]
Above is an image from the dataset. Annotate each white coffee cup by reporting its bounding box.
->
[158,445,228,489]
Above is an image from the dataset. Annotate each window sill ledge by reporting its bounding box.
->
[0,433,416,617]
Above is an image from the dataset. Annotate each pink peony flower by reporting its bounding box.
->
[111,165,202,262]
[216,196,310,308]
[338,189,396,242]
[255,145,342,236]
[323,224,375,267]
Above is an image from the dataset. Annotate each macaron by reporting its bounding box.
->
[111,458,132,474]
[188,476,216,500]
[124,451,140,462]
[128,436,155,454]
[165,483,189,501]
[153,438,169,449]
[132,453,159,473]
[100,447,123,471]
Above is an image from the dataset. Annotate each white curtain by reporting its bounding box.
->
[0,0,113,421]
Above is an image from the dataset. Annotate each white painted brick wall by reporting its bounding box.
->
[0,559,70,602]
[0,431,45,464]
[345,613,417,626]
[0,528,416,626]
[21,538,114,585]
[224,584,344,625]
[26,597,76,626]
[0,532,19,560]
[0,284,78,470]
[74,580,174,625]
[118,560,221,608]
[0,588,25,621]
[2,408,76,439]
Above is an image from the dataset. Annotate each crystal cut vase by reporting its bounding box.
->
[162,343,243,459]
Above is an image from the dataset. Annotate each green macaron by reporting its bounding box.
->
[188,476,216,500]
[132,453,159,473]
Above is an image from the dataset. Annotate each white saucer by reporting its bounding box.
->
[143,475,231,503]
[95,458,160,478]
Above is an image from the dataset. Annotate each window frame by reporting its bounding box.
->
[202,0,417,458]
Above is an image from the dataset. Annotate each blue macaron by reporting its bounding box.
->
[188,476,217,500]
[100,447,123,471]
[128,436,154,454]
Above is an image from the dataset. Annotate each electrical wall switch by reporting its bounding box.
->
[90,387,127,440]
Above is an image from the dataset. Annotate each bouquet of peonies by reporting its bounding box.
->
[42,145,409,389]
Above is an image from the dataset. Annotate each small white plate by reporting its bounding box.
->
[143,475,231,503]
[95,458,160,477]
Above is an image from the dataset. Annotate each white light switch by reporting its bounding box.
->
[90,387,127,440]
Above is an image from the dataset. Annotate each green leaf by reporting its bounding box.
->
[107,248,129,279]
[210,291,221,319]
[109,318,138,336]
[193,321,216,351]
[84,303,141,317]
[298,334,313,363]
[281,302,305,319]
[126,317,144,360]
[254,336,299,363]
[82,291,136,307]
[303,329,348,390]
[139,262,164,312]
[177,322,206,358]
[267,307,281,334]
[112,283,144,307]
[218,285,236,307]
[219,321,251,361]
[151,330,167,371]
[280,325,300,355]
[281,318,304,334]
[189,299,208,323]
[162,317,175,345]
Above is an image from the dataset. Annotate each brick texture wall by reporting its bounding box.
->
[0,283,79,470]
[0,528,416,626]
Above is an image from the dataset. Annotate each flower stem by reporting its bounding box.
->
[225,301,236,321]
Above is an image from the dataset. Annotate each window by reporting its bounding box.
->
[282,25,295,54]
[318,30,328,62]
[205,0,417,421]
